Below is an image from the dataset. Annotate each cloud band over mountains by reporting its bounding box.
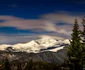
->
[0,12,84,44]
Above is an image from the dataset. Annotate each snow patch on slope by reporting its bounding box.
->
[44,46,65,52]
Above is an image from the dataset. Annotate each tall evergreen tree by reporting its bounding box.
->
[3,57,11,70]
[81,17,85,68]
[67,19,84,70]
[17,62,22,70]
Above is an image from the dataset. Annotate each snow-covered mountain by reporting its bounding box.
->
[0,37,70,53]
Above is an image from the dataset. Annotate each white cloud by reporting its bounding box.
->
[41,11,83,25]
[43,21,57,32]
[57,29,72,35]
[0,11,83,43]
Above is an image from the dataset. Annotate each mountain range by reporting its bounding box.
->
[0,37,70,63]
[0,37,70,53]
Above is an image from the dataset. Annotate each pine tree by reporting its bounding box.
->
[3,57,11,70]
[17,62,22,70]
[81,17,85,68]
[67,19,84,70]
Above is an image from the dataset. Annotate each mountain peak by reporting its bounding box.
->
[0,37,70,53]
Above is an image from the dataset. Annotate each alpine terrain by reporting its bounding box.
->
[0,37,70,63]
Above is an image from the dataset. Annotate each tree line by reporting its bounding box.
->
[0,58,66,70]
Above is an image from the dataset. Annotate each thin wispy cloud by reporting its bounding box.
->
[0,12,83,33]
[41,11,83,25]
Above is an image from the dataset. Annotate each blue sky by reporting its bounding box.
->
[0,0,85,18]
[0,0,85,44]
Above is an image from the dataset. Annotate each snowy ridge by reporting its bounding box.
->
[0,37,70,53]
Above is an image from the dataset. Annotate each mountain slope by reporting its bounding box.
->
[0,47,67,63]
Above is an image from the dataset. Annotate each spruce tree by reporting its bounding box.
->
[81,17,85,68]
[3,57,11,70]
[17,62,22,70]
[67,19,83,70]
